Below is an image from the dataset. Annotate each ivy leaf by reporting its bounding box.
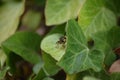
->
[0,0,24,46]
[42,53,61,76]
[41,34,65,61]
[33,68,46,80]
[75,69,110,80]
[33,52,60,76]
[78,0,116,38]
[45,0,85,25]
[2,32,42,64]
[33,61,44,74]
[58,20,104,74]
[77,71,120,80]
[92,32,115,66]
[41,25,65,61]
[92,26,120,66]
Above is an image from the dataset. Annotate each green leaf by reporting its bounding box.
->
[2,32,42,64]
[0,66,10,80]
[0,0,24,46]
[33,53,60,77]
[45,0,85,25]
[43,53,61,76]
[22,10,41,30]
[33,61,44,74]
[75,70,120,80]
[58,20,104,74]
[75,69,110,80]
[92,26,120,66]
[33,68,46,80]
[0,49,6,68]
[41,34,65,61]
[78,0,116,38]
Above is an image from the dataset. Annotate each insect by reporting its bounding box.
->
[56,35,67,48]
[57,36,66,44]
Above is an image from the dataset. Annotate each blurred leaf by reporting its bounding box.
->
[22,10,41,30]
[0,0,24,46]
[45,0,85,25]
[33,61,44,74]
[33,68,46,80]
[0,49,6,68]
[0,66,10,80]
[2,32,42,64]
[43,53,61,76]
[78,0,116,39]
[41,34,65,61]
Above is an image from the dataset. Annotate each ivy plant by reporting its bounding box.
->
[0,0,120,80]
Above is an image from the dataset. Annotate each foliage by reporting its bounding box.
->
[0,0,120,80]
